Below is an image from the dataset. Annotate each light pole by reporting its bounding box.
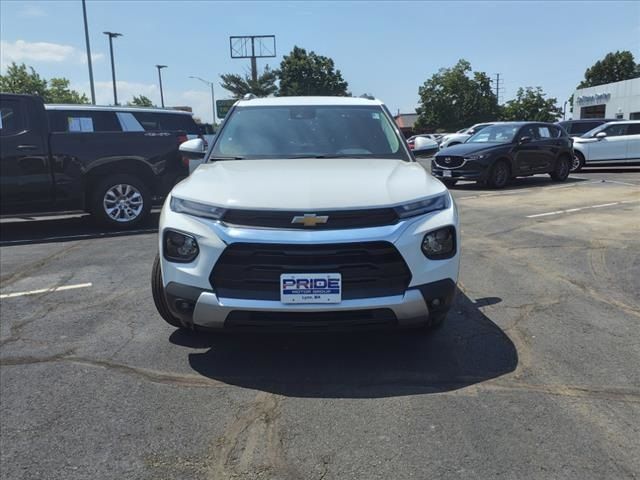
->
[103,31,122,105]
[189,76,216,124]
[82,0,96,104]
[156,65,168,108]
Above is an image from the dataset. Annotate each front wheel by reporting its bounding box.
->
[151,254,185,329]
[91,174,151,228]
[486,160,511,189]
[570,151,585,173]
[550,156,571,181]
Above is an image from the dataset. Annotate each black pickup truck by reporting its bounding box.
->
[0,93,188,227]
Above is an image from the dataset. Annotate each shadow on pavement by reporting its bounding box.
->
[171,291,517,399]
[0,212,160,246]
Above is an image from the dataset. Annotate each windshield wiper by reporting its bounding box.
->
[208,155,245,161]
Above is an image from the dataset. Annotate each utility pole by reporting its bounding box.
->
[494,73,503,104]
[156,65,167,108]
[81,0,96,104]
[103,31,122,105]
[189,76,216,124]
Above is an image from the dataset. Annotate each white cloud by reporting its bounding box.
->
[18,4,46,17]
[0,39,103,69]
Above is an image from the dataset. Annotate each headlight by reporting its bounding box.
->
[421,226,456,259]
[163,230,199,263]
[170,196,226,220]
[395,194,450,219]
[464,154,486,161]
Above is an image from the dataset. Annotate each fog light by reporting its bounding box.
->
[164,230,199,263]
[421,226,456,259]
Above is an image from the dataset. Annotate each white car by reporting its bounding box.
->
[439,122,496,149]
[571,120,640,171]
[151,96,460,332]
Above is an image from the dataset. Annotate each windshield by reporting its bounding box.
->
[467,124,519,143]
[209,105,410,161]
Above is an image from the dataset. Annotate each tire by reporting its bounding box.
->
[550,155,571,181]
[570,151,585,173]
[486,160,511,189]
[91,174,151,228]
[441,179,458,188]
[151,253,184,329]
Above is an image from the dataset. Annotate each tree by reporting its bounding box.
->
[501,87,562,122]
[219,65,278,99]
[128,95,154,107]
[578,50,639,88]
[414,59,499,132]
[0,62,88,104]
[278,46,349,96]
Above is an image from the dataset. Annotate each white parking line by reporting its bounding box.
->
[0,282,93,299]
[457,180,599,201]
[526,199,640,218]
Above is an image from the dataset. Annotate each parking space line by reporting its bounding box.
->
[0,282,93,299]
[457,181,600,201]
[526,199,640,219]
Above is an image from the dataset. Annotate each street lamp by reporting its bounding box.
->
[156,65,168,108]
[103,31,122,105]
[189,76,216,124]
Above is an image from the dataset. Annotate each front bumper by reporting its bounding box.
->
[165,279,456,330]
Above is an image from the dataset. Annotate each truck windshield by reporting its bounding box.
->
[209,105,410,161]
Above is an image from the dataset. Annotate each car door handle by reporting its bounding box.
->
[17,144,38,151]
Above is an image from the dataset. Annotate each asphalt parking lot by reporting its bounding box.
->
[1,167,639,480]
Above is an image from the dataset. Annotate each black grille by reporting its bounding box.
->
[221,208,399,230]
[435,155,465,169]
[211,242,412,301]
[225,309,398,331]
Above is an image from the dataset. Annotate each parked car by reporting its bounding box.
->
[571,120,640,171]
[432,122,573,188]
[556,119,617,137]
[152,96,460,332]
[439,123,496,148]
[0,93,189,226]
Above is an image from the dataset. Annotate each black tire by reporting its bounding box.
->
[550,155,571,181]
[151,253,184,328]
[91,173,151,228]
[486,160,511,189]
[570,151,585,173]
[441,179,458,188]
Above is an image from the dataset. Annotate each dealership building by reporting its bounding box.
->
[572,77,640,120]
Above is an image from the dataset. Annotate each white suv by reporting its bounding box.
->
[571,120,640,171]
[152,96,460,332]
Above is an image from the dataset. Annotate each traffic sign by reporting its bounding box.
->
[216,99,236,119]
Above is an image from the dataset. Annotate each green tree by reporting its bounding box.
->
[501,87,562,122]
[219,65,278,99]
[578,50,639,88]
[0,62,88,104]
[278,46,349,96]
[46,78,88,104]
[415,59,499,132]
[128,95,154,107]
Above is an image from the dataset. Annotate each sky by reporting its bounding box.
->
[1,0,639,123]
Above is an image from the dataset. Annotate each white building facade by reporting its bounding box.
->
[572,77,640,120]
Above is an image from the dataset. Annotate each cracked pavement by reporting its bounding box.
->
[1,167,639,479]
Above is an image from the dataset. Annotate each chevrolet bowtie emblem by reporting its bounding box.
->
[291,213,329,227]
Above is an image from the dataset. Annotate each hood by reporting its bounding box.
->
[171,158,446,210]
[437,142,507,156]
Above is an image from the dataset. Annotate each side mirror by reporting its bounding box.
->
[412,136,439,158]
[595,132,607,140]
[467,129,476,135]
[519,136,532,144]
[179,138,205,159]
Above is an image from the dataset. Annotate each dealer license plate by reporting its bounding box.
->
[443,170,452,177]
[280,273,342,304]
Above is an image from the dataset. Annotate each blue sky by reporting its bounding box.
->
[1,0,639,123]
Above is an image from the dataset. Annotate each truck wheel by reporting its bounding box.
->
[151,254,184,329]
[570,151,585,173]
[486,160,510,189]
[550,156,570,181]
[91,174,151,228]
